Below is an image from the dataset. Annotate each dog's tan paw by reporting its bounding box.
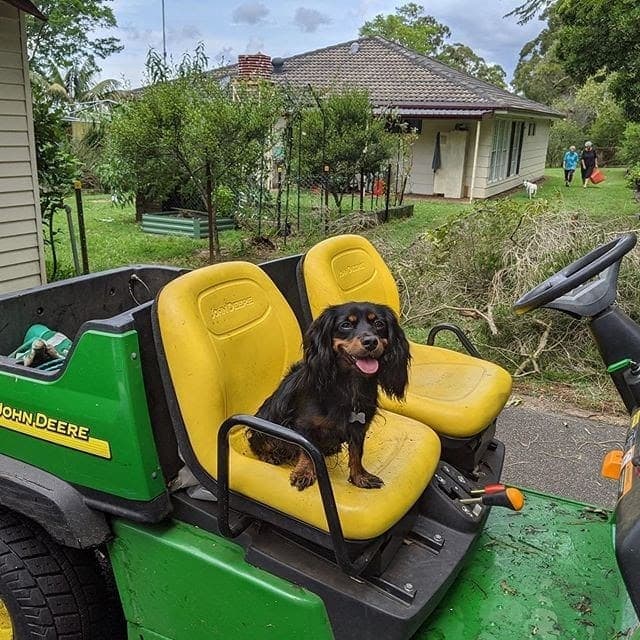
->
[290,468,316,491]
[350,472,384,489]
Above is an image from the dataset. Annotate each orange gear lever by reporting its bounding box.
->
[460,487,525,511]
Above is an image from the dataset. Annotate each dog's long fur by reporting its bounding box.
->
[248,302,411,490]
[523,180,538,198]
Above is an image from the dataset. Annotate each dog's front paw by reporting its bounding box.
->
[290,468,317,491]
[350,472,384,489]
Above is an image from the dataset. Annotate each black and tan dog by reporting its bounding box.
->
[248,302,410,490]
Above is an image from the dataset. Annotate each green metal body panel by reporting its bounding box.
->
[108,518,334,640]
[108,491,639,640]
[418,490,639,639]
[0,329,164,501]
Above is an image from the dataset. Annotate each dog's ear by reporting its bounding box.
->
[378,306,411,400]
[303,307,338,389]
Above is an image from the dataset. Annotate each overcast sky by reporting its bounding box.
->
[98,0,545,88]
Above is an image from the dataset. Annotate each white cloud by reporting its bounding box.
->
[232,2,270,25]
[293,7,331,33]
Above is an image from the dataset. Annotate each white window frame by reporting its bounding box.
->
[508,121,524,177]
[489,120,509,182]
[489,119,525,183]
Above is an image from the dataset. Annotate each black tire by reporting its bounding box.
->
[0,506,126,639]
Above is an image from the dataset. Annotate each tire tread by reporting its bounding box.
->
[0,507,125,639]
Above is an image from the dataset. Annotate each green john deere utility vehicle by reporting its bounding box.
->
[0,232,639,639]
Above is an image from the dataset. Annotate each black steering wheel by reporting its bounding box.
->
[513,233,637,316]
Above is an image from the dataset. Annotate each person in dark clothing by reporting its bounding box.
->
[580,141,598,187]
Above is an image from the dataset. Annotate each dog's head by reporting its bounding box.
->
[303,302,411,399]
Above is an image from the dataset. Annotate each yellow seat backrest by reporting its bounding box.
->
[155,261,302,479]
[156,258,442,540]
[302,234,401,318]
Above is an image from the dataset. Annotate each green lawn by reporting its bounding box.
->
[510,167,636,218]
[47,167,635,277]
[48,191,470,275]
[43,168,638,412]
[47,168,640,278]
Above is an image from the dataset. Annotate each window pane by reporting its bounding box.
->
[508,122,524,176]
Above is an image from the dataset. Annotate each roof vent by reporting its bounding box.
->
[272,57,285,73]
[349,42,360,54]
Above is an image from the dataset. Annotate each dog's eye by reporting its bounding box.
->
[373,319,386,330]
[338,321,353,331]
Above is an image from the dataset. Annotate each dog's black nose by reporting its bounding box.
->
[361,335,379,351]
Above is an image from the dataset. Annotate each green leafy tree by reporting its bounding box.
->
[360,3,450,54]
[619,123,640,167]
[31,83,79,278]
[546,74,627,165]
[104,45,281,259]
[512,27,576,105]
[505,0,555,24]
[553,0,640,120]
[294,89,393,213]
[546,118,585,167]
[360,3,507,88]
[438,44,506,88]
[25,0,122,74]
[29,60,123,190]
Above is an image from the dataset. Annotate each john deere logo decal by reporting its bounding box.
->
[0,401,111,459]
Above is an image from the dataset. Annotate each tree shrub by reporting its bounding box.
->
[619,122,640,166]
[371,198,639,386]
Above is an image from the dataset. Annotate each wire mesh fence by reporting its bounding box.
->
[147,88,416,245]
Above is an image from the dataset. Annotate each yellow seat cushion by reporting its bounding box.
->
[382,343,513,437]
[231,410,440,540]
[156,261,441,540]
[302,234,512,438]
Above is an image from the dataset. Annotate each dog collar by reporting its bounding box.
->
[349,411,366,424]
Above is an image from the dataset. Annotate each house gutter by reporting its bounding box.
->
[6,0,46,20]
[469,120,481,203]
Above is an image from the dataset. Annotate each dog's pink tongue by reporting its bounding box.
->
[355,358,379,374]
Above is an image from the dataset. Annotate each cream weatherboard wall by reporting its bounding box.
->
[464,116,551,199]
[0,0,46,294]
[407,115,552,199]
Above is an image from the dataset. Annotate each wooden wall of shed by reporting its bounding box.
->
[0,0,46,293]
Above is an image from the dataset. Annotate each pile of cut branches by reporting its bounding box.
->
[370,198,640,384]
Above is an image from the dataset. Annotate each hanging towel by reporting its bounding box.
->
[432,132,442,173]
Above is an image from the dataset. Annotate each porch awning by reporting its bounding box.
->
[374,107,493,119]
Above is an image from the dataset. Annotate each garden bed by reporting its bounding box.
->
[375,204,414,223]
[141,210,236,238]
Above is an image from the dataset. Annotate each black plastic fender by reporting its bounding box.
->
[0,453,110,548]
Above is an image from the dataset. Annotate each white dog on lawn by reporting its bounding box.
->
[523,180,538,199]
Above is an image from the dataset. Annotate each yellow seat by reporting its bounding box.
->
[301,235,512,438]
[155,261,441,540]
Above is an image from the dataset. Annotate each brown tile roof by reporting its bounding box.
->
[213,36,562,118]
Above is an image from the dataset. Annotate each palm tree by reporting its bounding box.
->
[33,61,121,104]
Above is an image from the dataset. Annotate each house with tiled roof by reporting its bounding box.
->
[217,36,563,200]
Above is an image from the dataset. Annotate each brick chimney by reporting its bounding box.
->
[237,53,272,80]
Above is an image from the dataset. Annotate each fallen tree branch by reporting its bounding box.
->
[514,319,552,377]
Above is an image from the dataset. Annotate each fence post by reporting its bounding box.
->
[64,204,81,276]
[73,180,89,274]
[384,164,392,222]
